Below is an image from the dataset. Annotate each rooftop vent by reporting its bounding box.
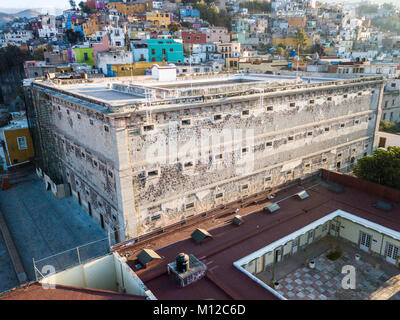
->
[233,215,243,226]
[176,253,190,273]
[296,190,309,200]
[167,254,207,287]
[328,184,344,193]
[374,201,392,211]
[191,228,212,244]
[265,203,280,213]
[137,249,162,268]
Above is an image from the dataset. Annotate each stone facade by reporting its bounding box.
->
[24,74,385,241]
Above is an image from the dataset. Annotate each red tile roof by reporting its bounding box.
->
[116,171,400,300]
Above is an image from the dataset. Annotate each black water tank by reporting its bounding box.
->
[176,253,190,273]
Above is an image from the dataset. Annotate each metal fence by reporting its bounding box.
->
[33,229,123,281]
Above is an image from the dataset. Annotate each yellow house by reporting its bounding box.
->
[1,127,34,169]
[146,12,171,29]
[108,61,166,77]
[106,2,152,16]
[272,37,313,49]
[225,57,239,70]
[82,14,100,36]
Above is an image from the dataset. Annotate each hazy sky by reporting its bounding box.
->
[0,0,398,11]
[0,0,70,10]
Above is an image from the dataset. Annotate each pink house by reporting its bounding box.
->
[92,35,110,67]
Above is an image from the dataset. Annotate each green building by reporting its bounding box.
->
[147,39,184,63]
[74,47,95,67]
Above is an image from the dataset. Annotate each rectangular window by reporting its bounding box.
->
[214,114,222,121]
[184,161,193,168]
[143,124,154,132]
[185,202,195,209]
[104,125,109,132]
[181,119,191,126]
[215,192,223,199]
[147,170,159,177]
[266,141,272,147]
[327,97,332,101]
[215,154,223,160]
[267,106,273,111]
[89,119,94,125]
[242,110,249,116]
[288,136,294,141]
[290,102,296,107]
[17,137,27,150]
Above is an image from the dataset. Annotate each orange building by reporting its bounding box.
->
[288,16,307,29]
[1,127,34,170]
[106,2,152,16]
[82,14,100,36]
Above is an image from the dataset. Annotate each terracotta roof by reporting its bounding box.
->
[0,282,147,300]
[117,170,400,300]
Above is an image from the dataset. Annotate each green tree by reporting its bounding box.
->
[294,29,308,53]
[33,47,44,60]
[354,147,400,190]
[379,120,400,133]
[239,1,271,14]
[194,1,231,29]
[168,22,181,33]
[79,1,91,14]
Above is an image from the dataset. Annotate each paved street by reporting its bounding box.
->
[0,172,107,290]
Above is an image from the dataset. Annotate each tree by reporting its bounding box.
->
[79,1,91,14]
[239,1,271,14]
[379,120,400,134]
[194,1,231,29]
[294,29,308,53]
[354,147,400,190]
[69,0,76,9]
[168,22,181,33]
[33,47,44,61]
[65,29,83,44]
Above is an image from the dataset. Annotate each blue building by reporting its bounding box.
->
[147,39,184,63]
[179,8,200,18]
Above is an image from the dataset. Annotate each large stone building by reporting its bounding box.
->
[23,73,385,242]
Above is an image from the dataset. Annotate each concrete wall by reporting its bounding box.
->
[40,252,151,297]
[377,131,400,148]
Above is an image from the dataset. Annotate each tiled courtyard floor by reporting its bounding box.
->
[276,252,400,300]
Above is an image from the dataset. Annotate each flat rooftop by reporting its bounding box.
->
[114,170,400,300]
[30,73,377,114]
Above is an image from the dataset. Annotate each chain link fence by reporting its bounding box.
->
[33,229,123,281]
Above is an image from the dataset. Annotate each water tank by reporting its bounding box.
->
[176,253,190,273]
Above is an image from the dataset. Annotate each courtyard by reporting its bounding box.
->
[256,236,400,300]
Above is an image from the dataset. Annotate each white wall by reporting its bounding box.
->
[40,252,153,297]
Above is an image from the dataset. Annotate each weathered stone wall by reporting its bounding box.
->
[126,80,382,234]
[27,76,384,238]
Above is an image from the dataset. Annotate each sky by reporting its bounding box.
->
[0,0,70,11]
[0,0,398,12]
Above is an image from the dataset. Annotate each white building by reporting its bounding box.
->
[96,50,133,75]
[4,30,34,44]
